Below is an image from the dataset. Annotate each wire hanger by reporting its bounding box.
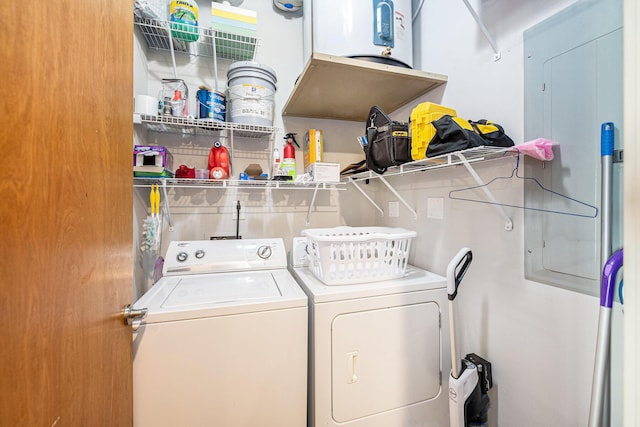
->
[448,151,599,218]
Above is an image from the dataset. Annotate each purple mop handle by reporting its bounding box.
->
[601,249,623,308]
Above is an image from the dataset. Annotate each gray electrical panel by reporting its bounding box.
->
[523,0,623,296]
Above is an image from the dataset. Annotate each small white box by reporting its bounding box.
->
[306,162,340,183]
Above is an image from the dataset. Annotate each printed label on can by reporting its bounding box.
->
[197,89,226,121]
[228,83,274,125]
[211,90,226,121]
[197,89,211,119]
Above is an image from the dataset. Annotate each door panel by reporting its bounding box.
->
[0,0,133,425]
[331,303,441,422]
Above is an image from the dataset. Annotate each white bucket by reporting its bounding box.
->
[226,61,277,126]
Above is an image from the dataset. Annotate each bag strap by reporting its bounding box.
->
[469,120,482,135]
[469,119,506,136]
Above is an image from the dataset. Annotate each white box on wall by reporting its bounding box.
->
[306,162,340,183]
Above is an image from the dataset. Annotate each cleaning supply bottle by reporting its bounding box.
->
[172,89,186,117]
[272,147,281,177]
[280,133,299,179]
[169,0,199,42]
[208,141,230,179]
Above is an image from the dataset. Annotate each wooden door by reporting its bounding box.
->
[0,0,134,425]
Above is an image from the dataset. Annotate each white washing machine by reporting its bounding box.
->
[132,238,308,427]
[290,238,451,427]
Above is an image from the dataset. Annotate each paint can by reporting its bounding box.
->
[197,87,226,121]
[197,88,211,119]
[211,90,226,121]
[226,61,277,126]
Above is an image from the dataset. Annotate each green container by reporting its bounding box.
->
[169,0,199,42]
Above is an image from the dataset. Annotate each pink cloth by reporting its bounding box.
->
[514,138,555,161]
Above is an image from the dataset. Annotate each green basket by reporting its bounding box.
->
[170,22,199,42]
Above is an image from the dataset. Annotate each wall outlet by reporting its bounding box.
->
[427,197,444,219]
[388,201,400,218]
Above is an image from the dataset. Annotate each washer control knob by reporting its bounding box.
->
[177,252,188,262]
[195,249,205,259]
[257,245,273,260]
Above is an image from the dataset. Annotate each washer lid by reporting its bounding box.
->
[163,272,281,308]
[134,269,307,323]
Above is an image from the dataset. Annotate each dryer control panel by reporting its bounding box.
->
[163,238,287,276]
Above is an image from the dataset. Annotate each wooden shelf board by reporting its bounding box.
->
[282,53,448,121]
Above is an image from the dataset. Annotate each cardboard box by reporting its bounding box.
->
[134,146,174,175]
[304,129,323,170]
[306,162,340,183]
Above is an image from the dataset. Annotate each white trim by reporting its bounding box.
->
[623,0,639,424]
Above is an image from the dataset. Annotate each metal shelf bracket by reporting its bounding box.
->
[160,180,174,232]
[455,152,513,231]
[349,179,385,217]
[306,184,320,225]
[344,147,517,230]
[461,0,501,61]
[348,176,418,219]
[378,176,418,219]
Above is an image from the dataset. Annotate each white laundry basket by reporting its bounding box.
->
[301,226,417,285]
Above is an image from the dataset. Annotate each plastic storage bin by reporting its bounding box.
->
[410,102,457,160]
[301,226,417,285]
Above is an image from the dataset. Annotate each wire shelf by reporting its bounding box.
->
[347,146,519,182]
[134,17,258,61]
[133,177,345,190]
[136,113,278,138]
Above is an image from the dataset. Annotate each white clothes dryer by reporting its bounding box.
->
[132,238,308,427]
[290,237,451,427]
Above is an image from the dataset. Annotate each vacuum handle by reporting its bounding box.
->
[447,248,473,300]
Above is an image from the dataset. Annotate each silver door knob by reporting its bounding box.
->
[122,304,148,331]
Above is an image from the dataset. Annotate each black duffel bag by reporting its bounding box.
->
[425,115,514,158]
[364,106,412,174]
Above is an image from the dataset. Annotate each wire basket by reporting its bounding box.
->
[301,226,417,285]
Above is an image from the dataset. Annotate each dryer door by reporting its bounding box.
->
[331,302,441,422]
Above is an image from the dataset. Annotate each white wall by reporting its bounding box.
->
[352,0,621,425]
[134,1,624,425]
[623,1,640,424]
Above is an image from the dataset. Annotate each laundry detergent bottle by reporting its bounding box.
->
[208,141,230,179]
[169,0,199,42]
